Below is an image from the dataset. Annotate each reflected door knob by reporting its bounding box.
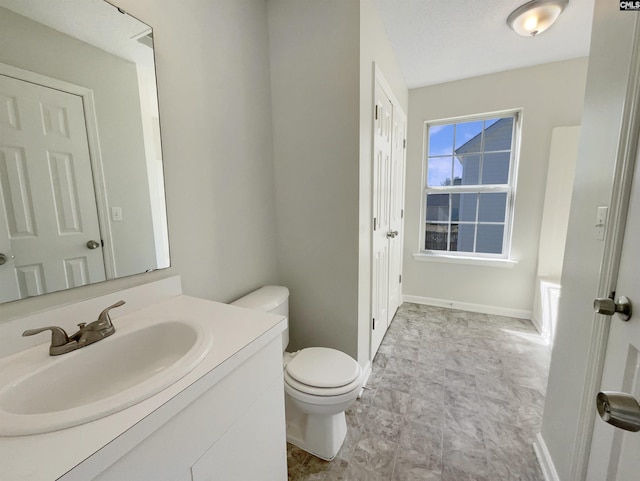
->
[387,231,398,239]
[597,391,640,432]
[594,296,632,321]
[86,240,101,250]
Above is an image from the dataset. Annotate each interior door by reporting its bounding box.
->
[0,201,19,303]
[388,109,406,317]
[585,140,640,480]
[0,74,105,298]
[371,81,393,355]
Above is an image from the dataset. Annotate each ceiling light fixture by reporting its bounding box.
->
[507,0,568,37]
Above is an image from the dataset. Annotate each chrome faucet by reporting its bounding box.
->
[22,300,125,356]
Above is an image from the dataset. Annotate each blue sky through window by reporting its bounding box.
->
[427,118,501,186]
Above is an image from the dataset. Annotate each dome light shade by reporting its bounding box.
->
[507,0,568,37]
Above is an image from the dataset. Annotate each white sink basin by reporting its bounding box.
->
[0,319,213,436]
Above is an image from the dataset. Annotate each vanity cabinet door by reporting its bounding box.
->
[191,378,287,481]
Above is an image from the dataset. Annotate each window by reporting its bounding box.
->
[422,113,519,258]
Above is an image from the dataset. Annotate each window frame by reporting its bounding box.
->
[420,110,521,260]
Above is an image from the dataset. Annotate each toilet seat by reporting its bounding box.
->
[285,347,360,388]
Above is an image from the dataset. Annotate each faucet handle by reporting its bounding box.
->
[22,326,70,347]
[97,300,126,325]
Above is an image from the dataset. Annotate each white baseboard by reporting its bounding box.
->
[533,433,560,481]
[403,294,532,320]
[358,361,372,398]
[531,313,543,333]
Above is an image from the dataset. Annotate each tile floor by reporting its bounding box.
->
[286,302,551,481]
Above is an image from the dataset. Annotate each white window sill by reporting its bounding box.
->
[412,253,518,268]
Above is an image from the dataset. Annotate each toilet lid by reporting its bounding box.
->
[284,370,361,397]
[285,347,360,388]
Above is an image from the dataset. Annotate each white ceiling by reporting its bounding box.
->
[372,0,595,89]
[0,0,154,66]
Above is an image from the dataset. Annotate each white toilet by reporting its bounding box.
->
[232,286,362,461]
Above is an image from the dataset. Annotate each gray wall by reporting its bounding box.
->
[0,0,279,321]
[404,59,588,317]
[267,0,361,358]
[267,0,408,367]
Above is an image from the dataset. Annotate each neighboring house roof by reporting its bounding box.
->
[451,117,513,185]
[455,118,512,157]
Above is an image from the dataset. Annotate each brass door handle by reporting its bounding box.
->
[86,240,101,250]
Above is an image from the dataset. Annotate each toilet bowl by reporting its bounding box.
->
[232,286,362,460]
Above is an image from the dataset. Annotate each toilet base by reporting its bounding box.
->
[285,396,347,461]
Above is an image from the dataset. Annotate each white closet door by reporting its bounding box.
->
[0,74,105,298]
[371,81,393,356]
[388,109,406,317]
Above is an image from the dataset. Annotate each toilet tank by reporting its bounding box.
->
[231,286,289,349]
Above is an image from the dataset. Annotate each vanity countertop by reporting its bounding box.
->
[0,295,286,481]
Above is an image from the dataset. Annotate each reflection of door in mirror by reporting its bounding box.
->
[0,74,106,300]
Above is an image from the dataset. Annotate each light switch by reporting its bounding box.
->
[595,206,608,241]
[111,206,123,222]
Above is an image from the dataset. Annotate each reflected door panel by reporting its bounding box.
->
[0,74,105,299]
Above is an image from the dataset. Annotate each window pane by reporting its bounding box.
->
[476,224,504,254]
[459,193,478,221]
[426,194,449,221]
[455,121,483,151]
[455,154,480,185]
[451,194,460,221]
[427,157,452,187]
[428,124,454,156]
[484,118,500,129]
[449,224,459,251]
[425,223,448,250]
[456,224,475,252]
[478,192,507,222]
[483,117,513,151]
[482,152,510,184]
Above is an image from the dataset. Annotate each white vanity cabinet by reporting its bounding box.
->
[75,338,287,481]
[190,378,286,480]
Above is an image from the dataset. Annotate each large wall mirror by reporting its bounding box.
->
[0,0,170,304]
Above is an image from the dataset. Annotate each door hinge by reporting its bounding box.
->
[373,217,377,230]
[403,139,406,149]
[372,318,376,329]
[401,209,404,219]
[399,274,402,283]
[374,105,379,120]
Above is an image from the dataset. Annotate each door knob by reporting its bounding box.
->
[0,253,7,265]
[386,230,398,239]
[593,296,632,321]
[86,240,101,250]
[596,391,640,432]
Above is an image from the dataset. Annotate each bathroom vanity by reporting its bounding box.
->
[0,278,288,480]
